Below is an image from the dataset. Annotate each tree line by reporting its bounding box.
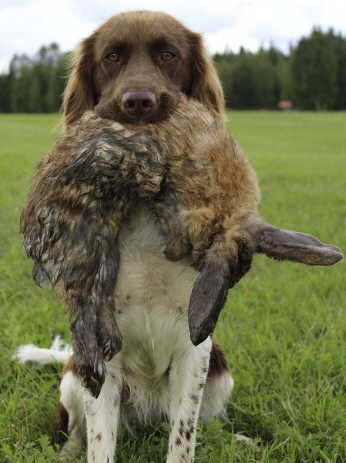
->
[214,27,346,110]
[0,43,69,113]
[0,28,345,113]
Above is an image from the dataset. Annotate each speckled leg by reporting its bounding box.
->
[83,356,122,463]
[166,338,212,463]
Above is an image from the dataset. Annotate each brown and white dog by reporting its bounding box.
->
[17,11,237,462]
[17,11,342,463]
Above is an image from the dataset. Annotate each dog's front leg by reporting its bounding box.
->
[83,356,123,463]
[167,338,212,463]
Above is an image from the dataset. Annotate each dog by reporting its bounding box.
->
[22,11,232,461]
[18,11,343,463]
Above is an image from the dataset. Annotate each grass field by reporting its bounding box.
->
[0,111,345,462]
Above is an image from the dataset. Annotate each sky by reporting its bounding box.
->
[1,0,346,73]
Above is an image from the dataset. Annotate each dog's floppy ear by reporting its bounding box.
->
[254,222,343,266]
[186,32,225,124]
[63,35,98,129]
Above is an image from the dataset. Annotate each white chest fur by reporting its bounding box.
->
[114,203,200,395]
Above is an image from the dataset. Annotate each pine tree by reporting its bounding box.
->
[291,29,337,110]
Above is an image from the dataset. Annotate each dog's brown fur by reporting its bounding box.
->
[63,10,224,129]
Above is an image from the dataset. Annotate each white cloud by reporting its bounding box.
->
[205,27,259,55]
[0,0,345,73]
[205,0,346,55]
[0,0,94,72]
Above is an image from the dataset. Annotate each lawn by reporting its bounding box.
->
[0,111,345,462]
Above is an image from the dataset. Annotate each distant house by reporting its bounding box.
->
[277,101,294,111]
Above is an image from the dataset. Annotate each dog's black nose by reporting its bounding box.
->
[121,90,157,117]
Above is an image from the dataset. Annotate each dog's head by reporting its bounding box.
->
[63,10,224,128]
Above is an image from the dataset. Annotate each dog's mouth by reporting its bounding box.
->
[95,91,179,125]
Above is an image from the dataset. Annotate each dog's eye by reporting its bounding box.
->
[106,52,119,62]
[161,51,175,62]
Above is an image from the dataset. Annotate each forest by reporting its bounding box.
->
[0,27,345,112]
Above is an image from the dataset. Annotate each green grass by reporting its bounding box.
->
[0,111,345,462]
